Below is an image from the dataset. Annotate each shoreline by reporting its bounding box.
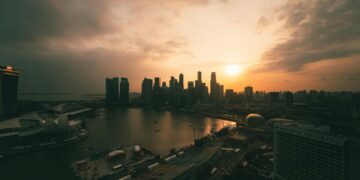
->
[0,131,89,157]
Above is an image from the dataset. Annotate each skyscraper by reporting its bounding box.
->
[153,77,161,107]
[194,71,203,104]
[244,86,253,102]
[225,89,235,104]
[210,72,217,104]
[186,81,195,107]
[141,78,153,106]
[199,82,207,103]
[105,77,119,106]
[179,74,184,90]
[169,76,178,107]
[119,77,129,106]
[194,80,200,104]
[217,84,224,103]
[0,66,20,120]
[197,71,202,82]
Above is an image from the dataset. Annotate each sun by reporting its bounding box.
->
[225,64,242,76]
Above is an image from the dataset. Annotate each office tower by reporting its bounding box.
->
[244,86,253,102]
[0,66,20,119]
[141,78,153,106]
[284,91,293,106]
[119,77,129,106]
[217,84,224,103]
[210,72,217,103]
[153,77,161,107]
[179,74,184,90]
[225,89,234,104]
[274,124,348,180]
[105,77,119,106]
[186,81,194,107]
[194,80,200,104]
[169,76,178,107]
[197,71,202,82]
[188,81,194,90]
[199,83,207,103]
[161,82,169,105]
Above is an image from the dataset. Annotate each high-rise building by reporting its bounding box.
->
[169,76,179,107]
[105,77,119,106]
[0,66,20,119]
[199,83,207,104]
[197,71,202,82]
[141,78,153,106]
[161,81,169,105]
[186,81,195,107]
[217,84,224,103]
[119,77,129,106]
[179,74,184,90]
[187,81,194,90]
[244,86,253,102]
[210,72,217,104]
[153,77,161,107]
[274,123,351,180]
[194,80,200,104]
[225,89,235,104]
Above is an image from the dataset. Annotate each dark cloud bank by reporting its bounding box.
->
[260,0,360,72]
[0,0,200,93]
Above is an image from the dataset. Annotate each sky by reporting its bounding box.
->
[1,0,359,93]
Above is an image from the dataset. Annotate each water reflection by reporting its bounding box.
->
[0,108,234,180]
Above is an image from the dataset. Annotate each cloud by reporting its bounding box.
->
[257,16,270,32]
[0,0,209,93]
[259,0,360,72]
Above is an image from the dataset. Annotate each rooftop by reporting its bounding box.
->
[0,65,20,74]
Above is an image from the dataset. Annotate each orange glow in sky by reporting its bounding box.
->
[2,0,359,93]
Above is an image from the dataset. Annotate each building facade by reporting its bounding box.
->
[119,77,129,106]
[105,77,119,106]
[274,124,347,180]
[142,78,153,106]
[0,66,20,120]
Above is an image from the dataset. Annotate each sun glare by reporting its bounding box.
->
[225,64,242,76]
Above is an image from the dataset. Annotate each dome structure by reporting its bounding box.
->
[245,113,265,127]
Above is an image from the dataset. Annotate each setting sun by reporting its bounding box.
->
[225,64,242,76]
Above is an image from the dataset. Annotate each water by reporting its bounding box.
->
[0,108,234,180]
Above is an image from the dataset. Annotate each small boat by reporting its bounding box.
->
[155,129,161,132]
[154,120,158,124]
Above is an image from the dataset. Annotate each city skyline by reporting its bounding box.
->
[1,0,360,93]
[1,1,360,179]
